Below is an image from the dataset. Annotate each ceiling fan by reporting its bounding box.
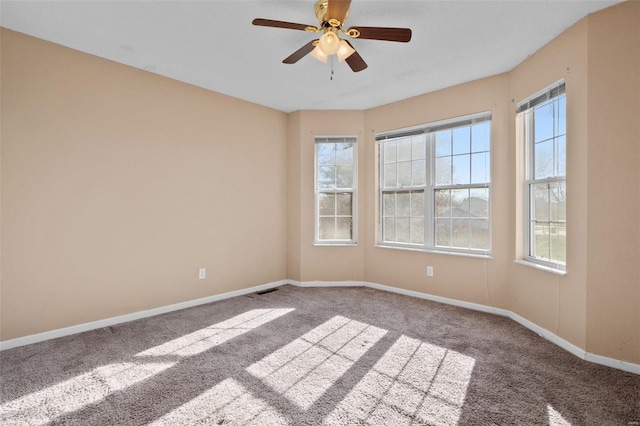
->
[252,0,412,72]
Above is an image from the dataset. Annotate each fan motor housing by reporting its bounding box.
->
[314,0,349,26]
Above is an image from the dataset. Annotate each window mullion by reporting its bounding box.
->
[425,132,434,248]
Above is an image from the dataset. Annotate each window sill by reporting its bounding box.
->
[514,259,566,276]
[314,242,358,247]
[375,244,492,259]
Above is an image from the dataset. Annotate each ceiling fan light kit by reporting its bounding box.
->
[252,0,412,73]
[310,44,329,63]
[318,30,341,56]
[336,40,355,62]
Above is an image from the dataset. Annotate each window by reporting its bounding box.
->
[315,136,357,244]
[518,81,566,270]
[378,112,491,255]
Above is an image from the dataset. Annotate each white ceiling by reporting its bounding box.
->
[0,0,623,113]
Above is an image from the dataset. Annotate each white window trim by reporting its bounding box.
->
[518,80,566,272]
[314,136,358,246]
[377,111,492,256]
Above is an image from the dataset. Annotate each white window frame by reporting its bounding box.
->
[314,136,358,246]
[518,80,566,272]
[377,112,492,256]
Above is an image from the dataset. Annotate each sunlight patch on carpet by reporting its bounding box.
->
[0,362,174,426]
[325,335,475,425]
[548,404,573,425]
[136,308,294,357]
[246,315,387,410]
[150,377,289,425]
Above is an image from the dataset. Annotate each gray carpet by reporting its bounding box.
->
[0,285,638,425]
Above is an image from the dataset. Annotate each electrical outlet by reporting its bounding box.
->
[427,266,434,277]
[199,268,206,280]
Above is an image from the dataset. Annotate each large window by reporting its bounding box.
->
[378,113,491,255]
[518,81,566,270]
[315,136,357,245]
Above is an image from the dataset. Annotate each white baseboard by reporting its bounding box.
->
[584,352,640,374]
[364,281,511,318]
[2,278,638,375]
[0,279,288,351]
[289,280,364,288]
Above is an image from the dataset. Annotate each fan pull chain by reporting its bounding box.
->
[330,55,335,81]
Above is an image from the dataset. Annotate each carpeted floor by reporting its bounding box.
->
[0,285,638,425]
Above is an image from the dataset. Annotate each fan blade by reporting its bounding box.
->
[327,0,351,25]
[343,41,367,72]
[283,40,318,64]
[347,26,412,43]
[252,18,317,32]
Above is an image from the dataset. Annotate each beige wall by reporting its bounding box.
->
[363,75,511,309]
[288,110,366,282]
[2,1,638,365]
[287,111,301,281]
[509,17,590,351]
[585,0,640,363]
[1,29,288,340]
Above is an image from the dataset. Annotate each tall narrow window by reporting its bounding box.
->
[518,81,566,270]
[378,112,491,255]
[315,136,357,245]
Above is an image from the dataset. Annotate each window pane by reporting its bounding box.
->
[412,160,426,186]
[435,130,451,157]
[397,162,412,187]
[452,155,471,185]
[384,163,397,188]
[396,218,410,243]
[384,142,397,163]
[534,102,554,142]
[453,126,471,155]
[412,136,426,160]
[436,219,451,247]
[534,139,553,179]
[533,222,551,260]
[435,157,452,186]
[318,193,335,215]
[550,224,566,263]
[336,217,352,240]
[397,140,412,162]
[378,117,491,252]
[384,218,396,242]
[319,217,335,240]
[556,135,566,177]
[410,218,424,244]
[317,137,356,243]
[521,86,564,265]
[317,143,335,165]
[550,181,566,221]
[471,152,490,184]
[396,192,410,217]
[335,143,353,165]
[469,188,489,218]
[435,190,450,218]
[532,183,550,221]
[383,193,395,217]
[452,189,470,218]
[452,219,469,248]
[336,165,353,188]
[318,165,335,188]
[336,193,352,216]
[472,122,491,152]
[411,191,424,217]
[470,219,489,250]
